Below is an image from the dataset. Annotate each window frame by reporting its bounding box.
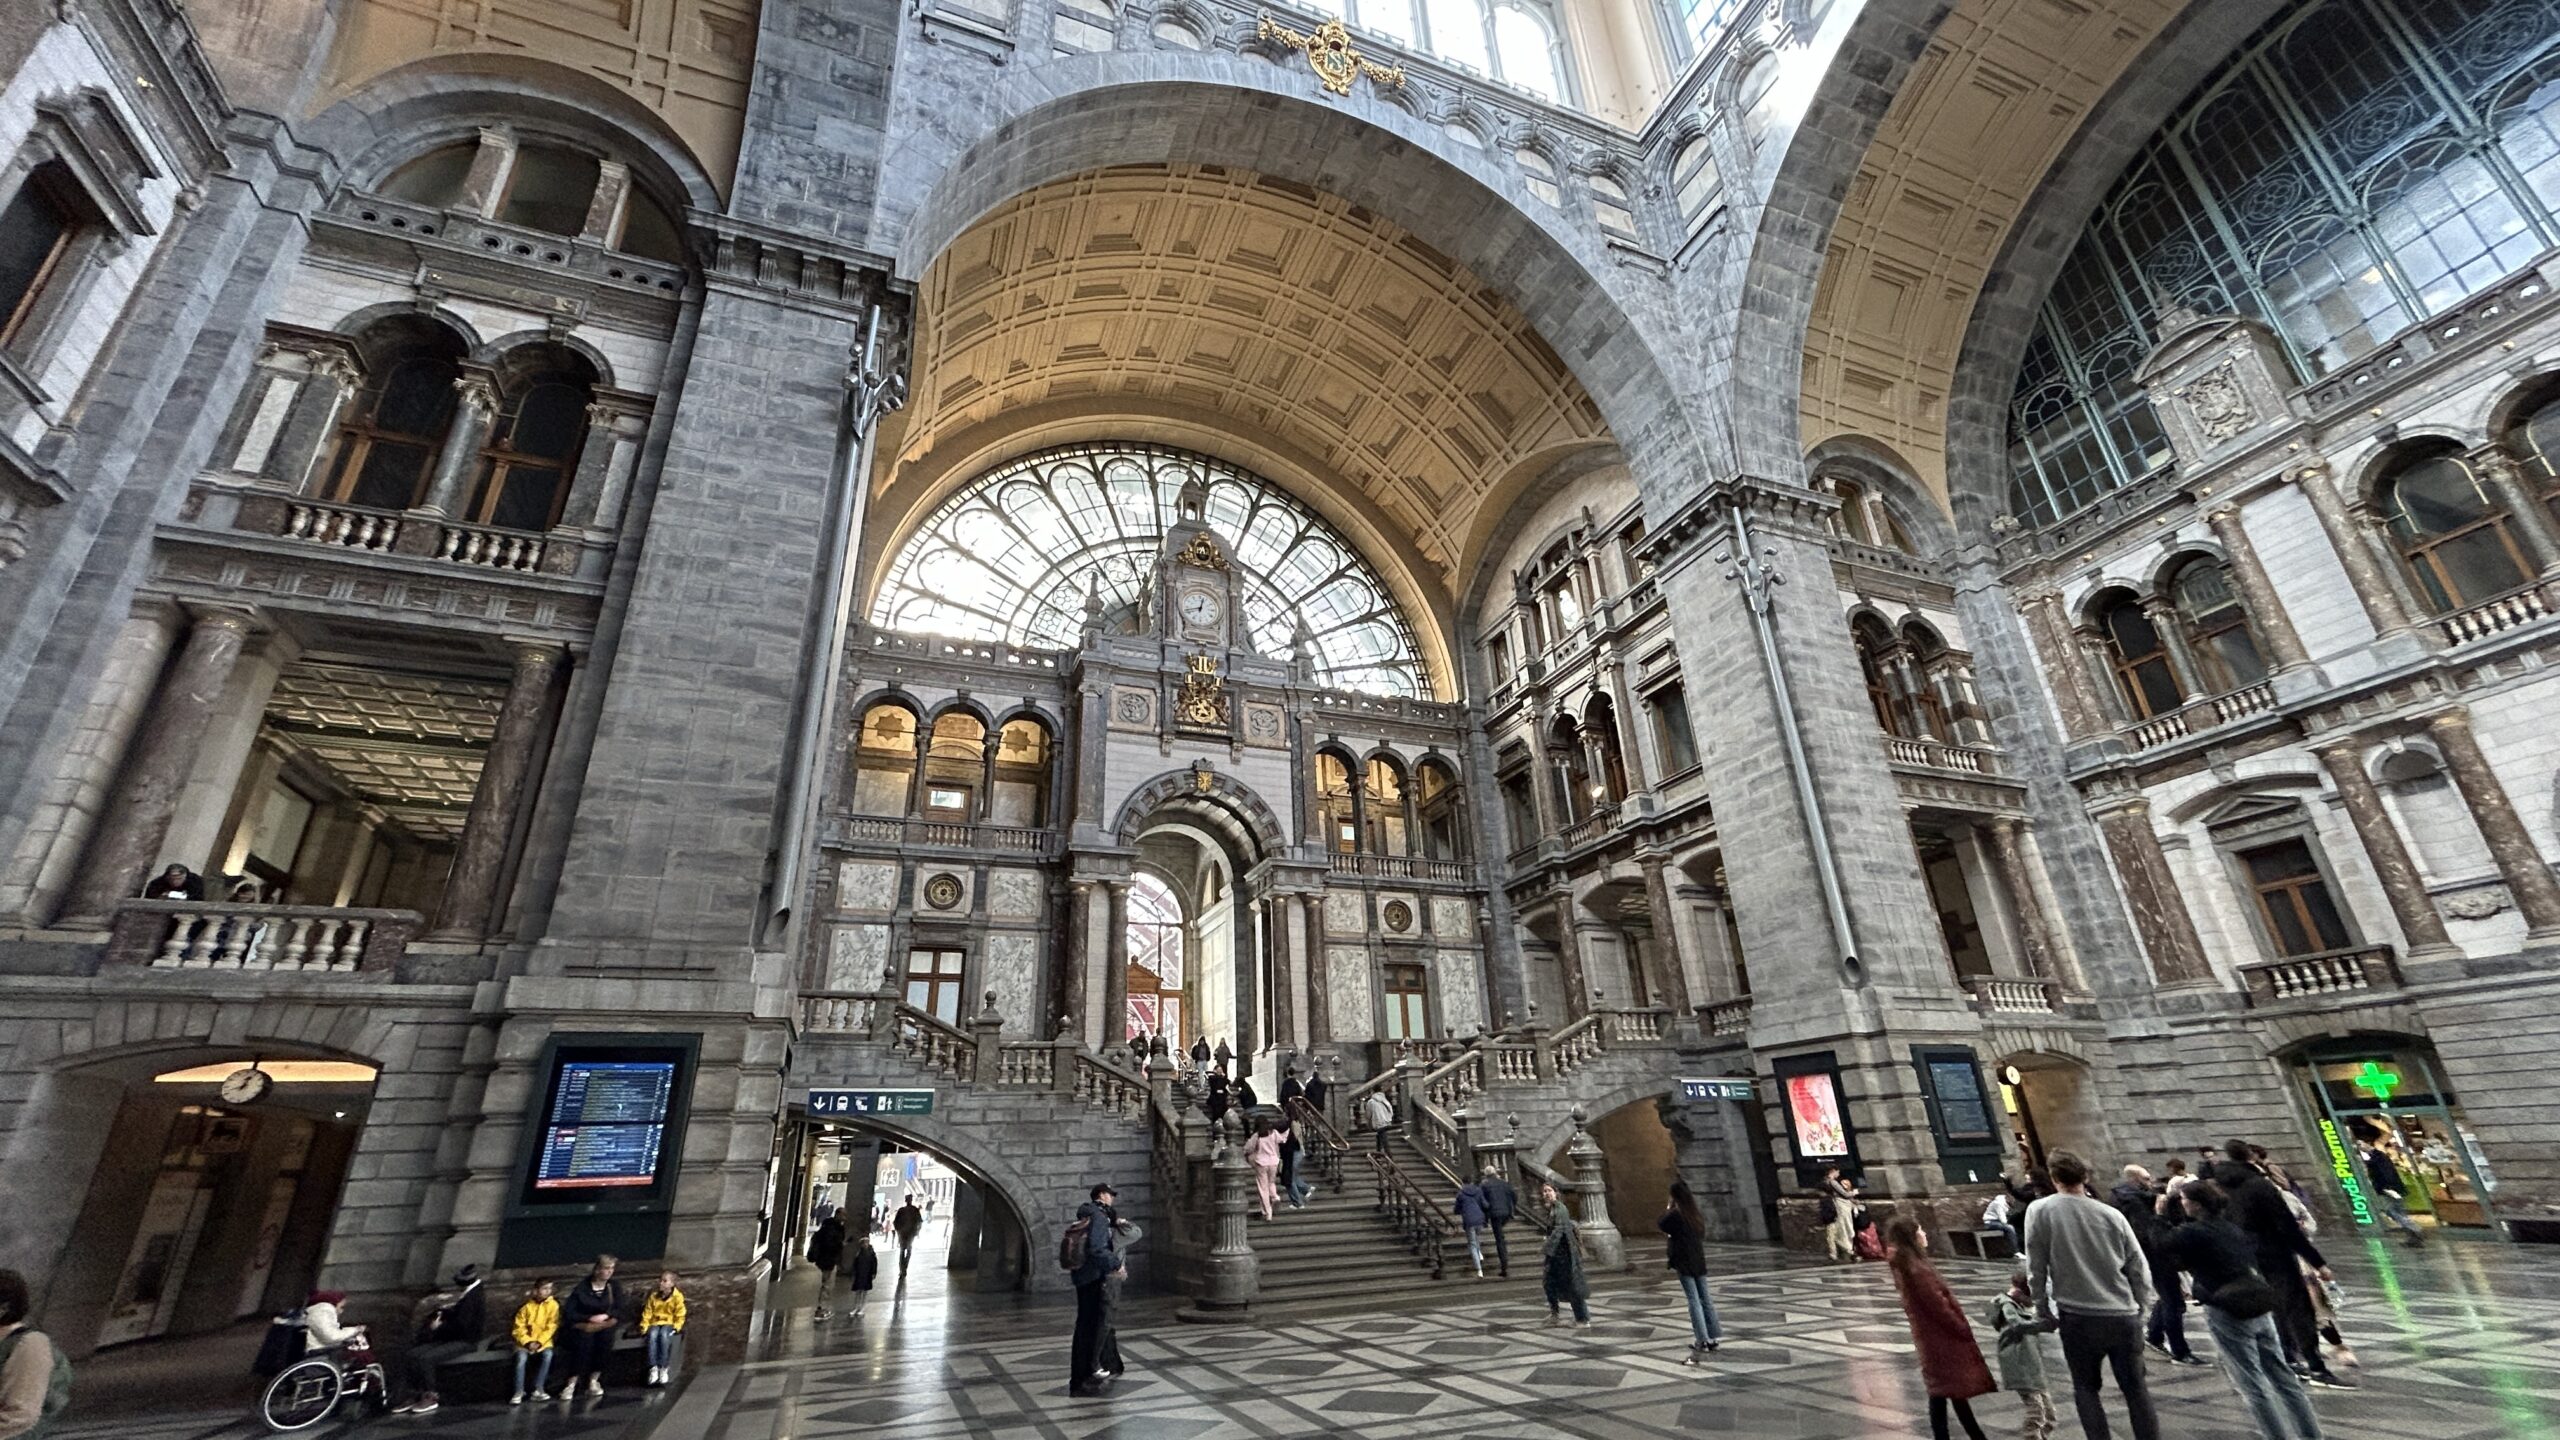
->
[903,946,970,1025]
[2236,836,2354,959]
[1381,961,1431,1041]
[2094,594,2186,720]
[2377,452,2534,614]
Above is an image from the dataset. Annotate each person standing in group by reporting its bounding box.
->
[1362,1087,1396,1153]
[1189,1034,1212,1083]
[1455,1172,1492,1279]
[0,1270,68,1440]
[508,1280,558,1405]
[1818,1165,1861,1262]
[1881,1215,1996,1440]
[807,1212,847,1320]
[847,1232,881,1314]
[1538,1181,1590,1328]
[640,1272,685,1387]
[2210,1140,2344,1388]
[1481,1164,1519,1278]
[1303,1065,1331,1122]
[1277,1112,1311,1208]
[1246,1116,1283,1221]
[556,1255,624,1399]
[2026,1150,2157,1440]
[893,1195,926,1280]
[2351,1125,2425,1247]
[393,1264,485,1414]
[1204,1071,1231,1126]
[1279,1064,1306,1112]
[1659,1181,1721,1362]
[2163,1181,2325,1440]
[1989,1270,2058,1440]
[1067,1183,1127,1398]
[2109,1166,2200,1367]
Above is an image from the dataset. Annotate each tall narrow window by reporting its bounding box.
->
[1491,4,1561,100]
[1125,873,1184,1043]
[1416,759,1465,861]
[1588,173,1638,242]
[1364,757,1409,855]
[1516,147,1562,207]
[1670,136,1721,234]
[0,169,81,350]
[1853,618,1906,736]
[321,320,467,510]
[1382,962,1430,1040]
[1497,753,1537,850]
[2171,559,2267,693]
[2240,839,2350,957]
[2513,392,2560,529]
[1316,753,1359,854]
[905,948,968,1024]
[2096,594,2184,719]
[1646,684,1699,774]
[471,369,591,530]
[2377,451,2531,614]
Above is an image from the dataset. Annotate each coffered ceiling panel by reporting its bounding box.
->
[898,165,1611,591]
[1799,0,2188,500]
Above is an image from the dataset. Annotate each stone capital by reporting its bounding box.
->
[2423,705,2475,736]
[453,368,501,414]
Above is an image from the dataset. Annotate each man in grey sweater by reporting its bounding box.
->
[2026,1149,2161,1440]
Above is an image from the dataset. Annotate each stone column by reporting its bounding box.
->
[455,127,518,215]
[1552,897,1589,1019]
[410,369,500,519]
[2311,737,2456,960]
[2086,794,2215,986]
[977,733,1002,822]
[2020,591,2109,741]
[2470,447,2560,582]
[551,399,647,535]
[2141,595,2208,701]
[1638,855,1694,1016]
[2070,616,2134,725]
[2292,459,2425,643]
[2424,708,2560,939]
[1301,892,1330,1044]
[1983,818,2060,984]
[62,609,258,921]
[577,160,632,246]
[430,642,564,937]
[1264,892,1295,1051]
[0,609,179,923]
[2203,504,2315,674]
[1563,1109,1625,1271]
[1185,1111,1258,1319]
[1062,880,1094,1040]
[1100,879,1131,1050]
[1578,721,1614,808]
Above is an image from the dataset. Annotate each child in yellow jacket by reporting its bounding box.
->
[641,1272,687,1386]
[510,1280,558,1404]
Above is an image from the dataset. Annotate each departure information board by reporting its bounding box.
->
[533,1060,674,1189]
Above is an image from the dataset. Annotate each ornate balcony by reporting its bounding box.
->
[104,899,421,975]
[1882,735,2002,775]
[1326,853,1473,883]
[2125,679,2278,753]
[1702,995,1752,1037]
[2437,588,2551,647]
[2235,945,2401,1009]
[1965,976,2064,1016]
[822,815,1062,857]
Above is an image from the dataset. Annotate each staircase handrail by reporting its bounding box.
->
[1365,1148,1451,1279]
[1408,1098,1467,1185]
[1547,1011,1605,1077]
[1599,1006,1675,1045]
[890,1003,978,1080]
[1342,1065,1400,1114]
[1417,1044,1486,1109]
[1285,1095,1348,1189]
[1073,1049,1148,1112]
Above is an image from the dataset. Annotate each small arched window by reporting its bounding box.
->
[2505,388,2560,529]
[1316,752,1358,853]
[2376,450,2532,614]
[1416,758,1465,861]
[918,710,987,815]
[1516,146,1562,207]
[379,145,478,207]
[471,351,597,530]
[1443,119,1485,150]
[1737,54,1785,153]
[496,146,603,237]
[1588,173,1638,241]
[320,319,467,510]
[2169,558,2267,694]
[848,702,920,815]
[1670,135,1720,233]
[1490,3,1562,100]
[990,717,1054,826]
[1898,623,1952,739]
[1851,616,1904,737]
[1364,756,1409,854]
[2094,591,2184,719]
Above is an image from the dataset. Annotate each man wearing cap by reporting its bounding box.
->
[394,1265,486,1414]
[1068,1183,1126,1397]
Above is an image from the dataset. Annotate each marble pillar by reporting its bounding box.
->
[1101,879,1131,1051]
[1552,898,1589,1018]
[2086,795,2214,986]
[2203,504,2315,674]
[0,609,177,924]
[62,609,257,921]
[2293,459,2425,643]
[1983,818,2060,984]
[2469,447,2560,583]
[1062,880,1093,1041]
[2141,595,2209,703]
[1638,855,1694,1016]
[2424,708,2560,939]
[2312,738,2457,960]
[2019,591,2108,741]
[431,642,564,937]
[1301,892,1330,1045]
[411,369,500,519]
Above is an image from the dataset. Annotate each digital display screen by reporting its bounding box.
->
[533,1061,674,1190]
[1786,1072,1848,1159]
[1929,1059,1995,1142]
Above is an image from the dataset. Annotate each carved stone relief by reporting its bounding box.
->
[1433,949,1485,1035]
[826,923,890,991]
[984,932,1041,1035]
[987,868,1045,920]
[1327,945,1375,1041]
[836,858,899,912]
[1431,896,1473,938]
[1324,889,1367,933]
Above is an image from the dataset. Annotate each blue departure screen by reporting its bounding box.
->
[533,1060,674,1190]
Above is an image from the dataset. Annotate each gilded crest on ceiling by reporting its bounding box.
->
[1258,13,1406,98]
[1174,653,1231,730]
[1176,532,1230,571]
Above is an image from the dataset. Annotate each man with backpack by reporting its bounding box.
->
[1064,1182,1126,1397]
[0,1270,70,1439]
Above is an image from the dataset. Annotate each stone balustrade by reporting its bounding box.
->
[799,992,880,1033]
[824,815,1061,856]
[1881,735,2001,775]
[2236,945,2402,1008]
[1326,852,1473,883]
[1965,976,2063,1015]
[2439,587,2552,646]
[1703,996,1753,1036]
[106,899,419,974]
[284,500,402,553]
[435,522,547,572]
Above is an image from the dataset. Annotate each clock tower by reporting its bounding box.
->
[1153,475,1242,652]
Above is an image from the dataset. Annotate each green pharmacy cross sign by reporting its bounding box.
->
[2350,1061,2401,1103]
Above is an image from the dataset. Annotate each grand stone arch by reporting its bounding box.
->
[1107,766,1288,858]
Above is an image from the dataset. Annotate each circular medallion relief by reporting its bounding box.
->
[923,873,965,911]
[1382,900,1414,933]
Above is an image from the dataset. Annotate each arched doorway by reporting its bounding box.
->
[1995,1050,2100,1177]
[767,1113,1038,1304]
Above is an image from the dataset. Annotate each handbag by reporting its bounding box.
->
[2208,1271,2280,1320]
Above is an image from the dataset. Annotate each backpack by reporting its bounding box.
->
[0,1328,71,1424]
[1058,1216,1093,1273]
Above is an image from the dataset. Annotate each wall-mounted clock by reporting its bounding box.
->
[1179,589,1223,630]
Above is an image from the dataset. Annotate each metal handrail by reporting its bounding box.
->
[1286,1096,1348,1189]
[1366,1148,1452,1279]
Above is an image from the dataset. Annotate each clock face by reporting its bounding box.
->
[1180,590,1222,629]
[220,1066,272,1105]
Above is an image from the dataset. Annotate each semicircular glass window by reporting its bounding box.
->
[874,444,1430,697]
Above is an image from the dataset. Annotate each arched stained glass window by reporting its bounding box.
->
[874,444,1431,697]
[2007,0,2560,528]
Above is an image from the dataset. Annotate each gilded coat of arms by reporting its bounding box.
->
[2178,361,2254,441]
[1258,13,1406,97]
[1174,653,1231,730]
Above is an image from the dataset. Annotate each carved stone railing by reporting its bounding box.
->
[1600,1007,1671,1044]
[886,1004,979,1080]
[1286,1094,1350,1189]
[2205,680,2277,725]
[1410,1098,1465,1178]
[1558,809,1615,849]
[854,623,1066,673]
[1326,853,1473,883]
[1547,1013,1604,1077]
[1965,976,2063,1016]
[2440,588,2552,646]
[2236,945,2401,1008]
[1365,1149,1452,1280]
[106,900,419,974]
[798,992,882,1033]
[992,1042,1056,1087]
[1420,1047,1484,1110]
[435,521,546,572]
[1488,1042,1542,1084]
[825,815,1061,855]
[1881,735,2000,775]
[2128,711,2189,750]
[1073,1050,1149,1113]
[284,500,402,553]
[327,192,688,297]
[1702,996,1752,1037]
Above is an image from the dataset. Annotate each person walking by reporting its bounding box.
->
[2025,1149,2158,1440]
[1882,1215,1996,1440]
[1659,1180,1721,1361]
[557,1255,624,1399]
[1068,1183,1127,1397]
[1481,1164,1519,1278]
[1455,1173,1492,1279]
[847,1232,881,1314]
[1819,1165,1861,1262]
[893,1195,925,1279]
[1277,1113,1311,1208]
[1204,1071,1231,1126]
[1246,1116,1283,1221]
[507,1279,558,1405]
[1279,1065,1306,1111]
[1989,1270,2058,1440]
[1303,1066,1331,1121]
[2210,1140,2343,1387]
[1362,1087,1396,1153]
[1538,1181,1590,1328]
[640,1272,685,1386]
[2163,1181,2325,1440]
[807,1212,847,1320]
[1234,1074,1260,1112]
[1189,1035,1212,1084]
[393,1264,484,1413]
[2109,1166,2200,1367]
[2352,1126,2425,1247]
[0,1270,68,1440]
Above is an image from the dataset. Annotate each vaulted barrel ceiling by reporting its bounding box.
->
[888,164,1612,598]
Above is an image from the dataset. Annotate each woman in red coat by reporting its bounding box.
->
[1882,1213,1995,1440]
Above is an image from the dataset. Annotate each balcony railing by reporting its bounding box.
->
[1558,808,1615,848]
[2126,679,2279,753]
[1965,976,2063,1016]
[1882,735,2001,775]
[1327,853,1472,882]
[106,899,421,974]
[1702,996,1752,1037]
[2236,945,2401,1008]
[261,496,560,577]
[825,816,1061,855]
[285,500,403,553]
[2439,588,2551,646]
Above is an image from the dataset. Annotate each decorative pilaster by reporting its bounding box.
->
[2203,503,2315,675]
[431,642,565,937]
[61,609,258,922]
[2021,591,2108,740]
[2423,708,2560,940]
[1301,891,1330,1044]
[455,127,518,215]
[1062,880,1094,1041]
[1638,855,1694,1018]
[578,160,632,246]
[1101,879,1131,1051]
[2086,793,2215,986]
[1552,898,1589,1019]
[2469,447,2560,587]
[2292,459,2426,644]
[2140,594,2207,703]
[2312,737,2457,960]
[1983,818,2061,985]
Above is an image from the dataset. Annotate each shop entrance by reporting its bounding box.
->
[2292,1039,2499,1239]
[1996,1053,2098,1177]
